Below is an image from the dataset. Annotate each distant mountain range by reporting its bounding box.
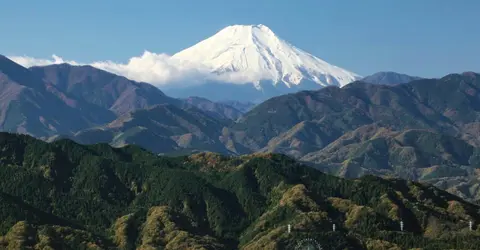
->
[3,53,480,203]
[62,103,231,155]
[0,56,246,138]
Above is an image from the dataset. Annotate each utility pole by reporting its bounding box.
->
[288,224,291,233]
[400,220,404,232]
[333,223,336,232]
[470,221,473,231]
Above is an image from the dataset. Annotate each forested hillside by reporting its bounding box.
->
[1,133,480,249]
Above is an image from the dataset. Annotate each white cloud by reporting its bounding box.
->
[9,54,79,67]
[8,51,274,87]
[8,51,212,87]
[91,51,211,86]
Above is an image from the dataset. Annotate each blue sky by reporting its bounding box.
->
[0,0,479,78]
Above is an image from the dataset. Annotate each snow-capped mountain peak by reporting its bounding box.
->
[172,24,361,88]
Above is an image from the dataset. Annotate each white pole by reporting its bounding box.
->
[400,220,404,231]
[470,221,473,231]
[333,223,336,232]
[288,224,291,233]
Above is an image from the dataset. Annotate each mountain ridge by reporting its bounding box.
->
[361,71,422,85]
[0,56,113,137]
[0,58,245,140]
[6,53,480,204]
[30,63,180,116]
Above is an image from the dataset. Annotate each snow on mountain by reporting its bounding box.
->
[172,24,361,89]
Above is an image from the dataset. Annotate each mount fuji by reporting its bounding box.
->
[163,24,361,102]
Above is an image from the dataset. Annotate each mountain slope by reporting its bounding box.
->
[182,96,244,121]
[1,133,480,249]
[0,56,112,137]
[292,124,479,176]
[66,104,232,154]
[229,72,480,153]
[300,126,480,200]
[361,72,422,85]
[220,100,256,113]
[167,24,361,102]
[30,63,180,115]
[0,57,219,139]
